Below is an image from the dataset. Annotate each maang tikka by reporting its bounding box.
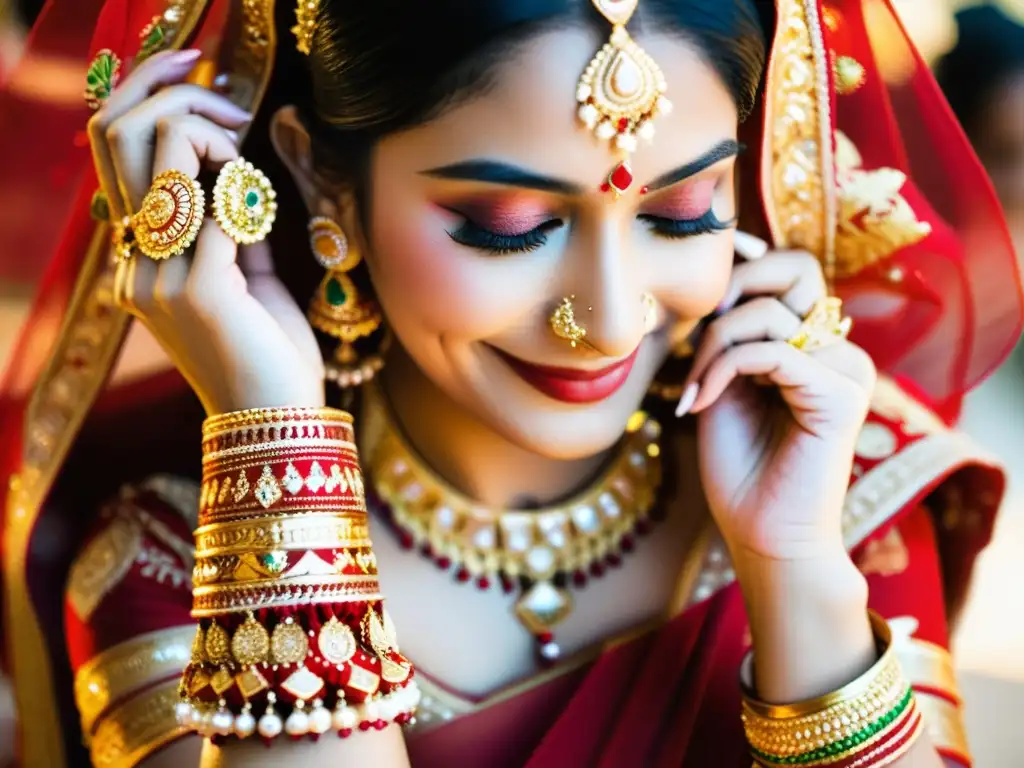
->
[576,0,671,198]
[306,217,386,388]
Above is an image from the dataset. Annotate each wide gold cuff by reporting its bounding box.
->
[90,679,191,768]
[75,626,195,739]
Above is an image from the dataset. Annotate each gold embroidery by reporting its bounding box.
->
[135,545,191,589]
[137,475,200,527]
[67,512,144,621]
[869,377,946,437]
[856,529,909,577]
[135,505,195,568]
[89,679,191,768]
[766,0,836,283]
[74,626,194,738]
[833,131,932,278]
[889,617,961,701]
[915,692,971,762]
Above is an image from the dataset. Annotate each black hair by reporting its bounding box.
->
[935,4,1024,136]
[299,0,767,180]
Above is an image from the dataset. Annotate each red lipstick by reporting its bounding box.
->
[497,347,639,404]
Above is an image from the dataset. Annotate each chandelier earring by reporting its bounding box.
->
[306,216,386,388]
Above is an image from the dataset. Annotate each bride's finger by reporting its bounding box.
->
[685,297,801,390]
[807,341,877,393]
[186,220,241,311]
[689,341,869,422]
[154,252,193,309]
[689,341,824,413]
[151,114,239,178]
[717,250,826,316]
[87,49,202,219]
[107,84,250,211]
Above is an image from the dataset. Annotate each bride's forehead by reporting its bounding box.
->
[378,29,736,177]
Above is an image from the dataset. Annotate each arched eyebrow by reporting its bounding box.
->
[644,139,741,191]
[420,138,740,194]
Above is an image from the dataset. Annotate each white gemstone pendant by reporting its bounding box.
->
[514,581,573,634]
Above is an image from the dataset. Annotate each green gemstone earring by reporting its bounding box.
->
[306,217,385,389]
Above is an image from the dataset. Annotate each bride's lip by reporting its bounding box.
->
[495,347,640,404]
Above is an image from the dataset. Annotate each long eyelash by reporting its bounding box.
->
[447,219,561,254]
[639,211,735,239]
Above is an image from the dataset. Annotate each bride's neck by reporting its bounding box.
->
[378,348,608,508]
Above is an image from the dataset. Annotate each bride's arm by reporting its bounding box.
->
[85,54,418,766]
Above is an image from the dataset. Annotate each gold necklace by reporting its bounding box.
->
[363,387,663,663]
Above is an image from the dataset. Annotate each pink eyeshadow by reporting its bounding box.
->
[446,195,553,235]
[642,178,717,219]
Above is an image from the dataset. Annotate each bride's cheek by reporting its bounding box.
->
[367,211,508,337]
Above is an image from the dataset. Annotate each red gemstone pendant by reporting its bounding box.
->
[606,161,634,197]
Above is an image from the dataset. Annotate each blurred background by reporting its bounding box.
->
[0,0,1023,764]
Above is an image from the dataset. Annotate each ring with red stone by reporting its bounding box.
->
[132,170,205,260]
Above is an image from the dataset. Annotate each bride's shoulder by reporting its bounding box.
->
[843,375,1003,551]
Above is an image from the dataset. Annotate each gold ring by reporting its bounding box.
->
[786,297,853,351]
[111,216,136,264]
[550,296,588,349]
[212,158,278,245]
[132,170,205,260]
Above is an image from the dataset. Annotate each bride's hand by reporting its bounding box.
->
[680,241,876,564]
[88,50,324,414]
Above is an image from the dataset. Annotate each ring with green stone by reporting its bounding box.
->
[211,158,278,245]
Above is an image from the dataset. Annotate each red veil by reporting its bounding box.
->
[1,0,1021,764]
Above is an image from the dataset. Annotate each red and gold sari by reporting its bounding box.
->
[1,1,1020,766]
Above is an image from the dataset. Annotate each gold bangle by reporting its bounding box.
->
[75,626,195,738]
[89,678,191,768]
[203,407,353,436]
[741,613,913,760]
[193,545,378,588]
[193,513,372,557]
[743,612,894,719]
[190,576,383,616]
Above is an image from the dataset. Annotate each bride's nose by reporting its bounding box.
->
[568,219,646,359]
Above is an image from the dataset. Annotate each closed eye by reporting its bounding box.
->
[447,218,564,254]
[638,210,735,239]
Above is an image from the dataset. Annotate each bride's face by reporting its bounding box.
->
[364,27,739,459]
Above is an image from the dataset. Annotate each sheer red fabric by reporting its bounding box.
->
[826,1,1022,417]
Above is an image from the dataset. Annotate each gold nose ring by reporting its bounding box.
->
[550,296,588,349]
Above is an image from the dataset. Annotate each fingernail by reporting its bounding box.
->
[734,231,769,260]
[675,382,699,417]
[174,49,202,61]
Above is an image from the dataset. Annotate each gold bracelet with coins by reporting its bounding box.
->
[177,406,420,744]
[741,612,923,767]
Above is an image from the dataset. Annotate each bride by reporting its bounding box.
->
[1,0,1020,766]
